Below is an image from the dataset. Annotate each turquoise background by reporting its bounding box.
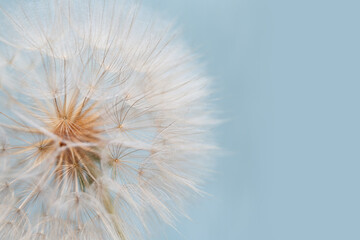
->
[146,0,360,239]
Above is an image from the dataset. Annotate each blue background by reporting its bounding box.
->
[145,0,360,239]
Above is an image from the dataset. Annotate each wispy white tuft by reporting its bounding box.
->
[0,0,216,239]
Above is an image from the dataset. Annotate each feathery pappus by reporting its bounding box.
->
[0,0,216,239]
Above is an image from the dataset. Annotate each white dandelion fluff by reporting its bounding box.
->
[0,0,215,239]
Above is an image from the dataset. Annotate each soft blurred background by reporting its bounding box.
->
[145,0,360,239]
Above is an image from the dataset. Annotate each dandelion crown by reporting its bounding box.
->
[0,0,215,239]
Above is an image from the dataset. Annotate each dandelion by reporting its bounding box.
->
[0,0,215,239]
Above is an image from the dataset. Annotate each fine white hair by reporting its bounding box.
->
[0,0,216,239]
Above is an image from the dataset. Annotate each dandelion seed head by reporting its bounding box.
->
[0,0,216,239]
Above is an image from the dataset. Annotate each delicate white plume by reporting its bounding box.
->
[0,0,215,239]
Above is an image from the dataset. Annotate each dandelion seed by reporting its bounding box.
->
[0,0,215,239]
